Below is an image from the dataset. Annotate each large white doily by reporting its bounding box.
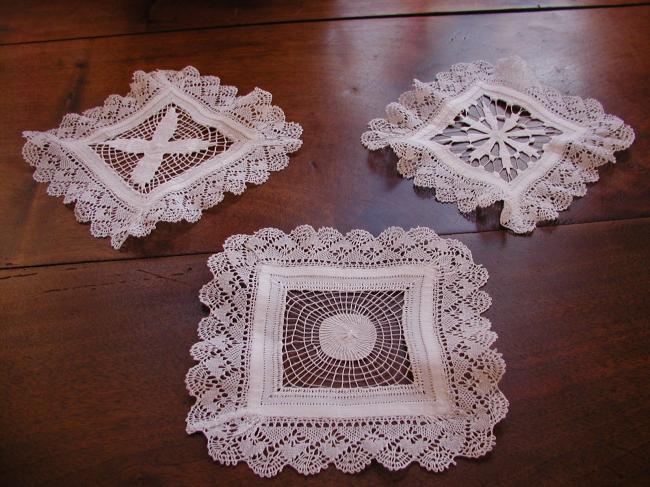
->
[361,57,635,233]
[22,67,303,248]
[186,225,507,477]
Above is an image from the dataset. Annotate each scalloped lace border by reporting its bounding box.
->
[186,225,508,477]
[22,67,303,248]
[361,57,634,233]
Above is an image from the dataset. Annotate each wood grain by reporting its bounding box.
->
[0,0,646,45]
[2,3,649,485]
[1,218,648,486]
[1,7,648,268]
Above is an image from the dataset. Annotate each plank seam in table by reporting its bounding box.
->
[1,2,648,486]
[0,215,648,273]
[1,2,649,47]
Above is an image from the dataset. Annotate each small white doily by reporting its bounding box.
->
[361,57,635,233]
[22,67,303,248]
[186,225,507,477]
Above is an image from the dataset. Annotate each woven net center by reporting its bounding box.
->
[282,289,414,389]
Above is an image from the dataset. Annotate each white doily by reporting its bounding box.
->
[22,67,303,248]
[361,57,635,233]
[186,225,507,477]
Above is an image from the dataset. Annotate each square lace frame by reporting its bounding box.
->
[186,226,507,477]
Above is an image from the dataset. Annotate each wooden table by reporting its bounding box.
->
[1,2,649,485]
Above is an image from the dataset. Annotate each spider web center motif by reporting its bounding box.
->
[90,104,236,194]
[432,94,563,182]
[318,313,377,361]
[281,290,414,389]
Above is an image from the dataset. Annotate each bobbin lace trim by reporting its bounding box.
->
[186,225,507,477]
[361,57,634,233]
[22,67,302,248]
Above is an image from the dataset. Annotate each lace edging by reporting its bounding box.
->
[185,225,508,477]
[22,67,303,248]
[361,57,635,233]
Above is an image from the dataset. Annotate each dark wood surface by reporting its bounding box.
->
[2,6,650,267]
[1,2,649,486]
[2,219,649,486]
[0,0,646,44]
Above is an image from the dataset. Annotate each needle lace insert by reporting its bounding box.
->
[186,225,507,477]
[22,67,303,248]
[361,57,634,233]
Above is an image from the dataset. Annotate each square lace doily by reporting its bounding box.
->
[362,57,634,233]
[23,67,302,248]
[186,226,507,476]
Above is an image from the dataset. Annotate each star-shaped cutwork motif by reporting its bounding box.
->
[105,107,213,188]
[435,96,561,181]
